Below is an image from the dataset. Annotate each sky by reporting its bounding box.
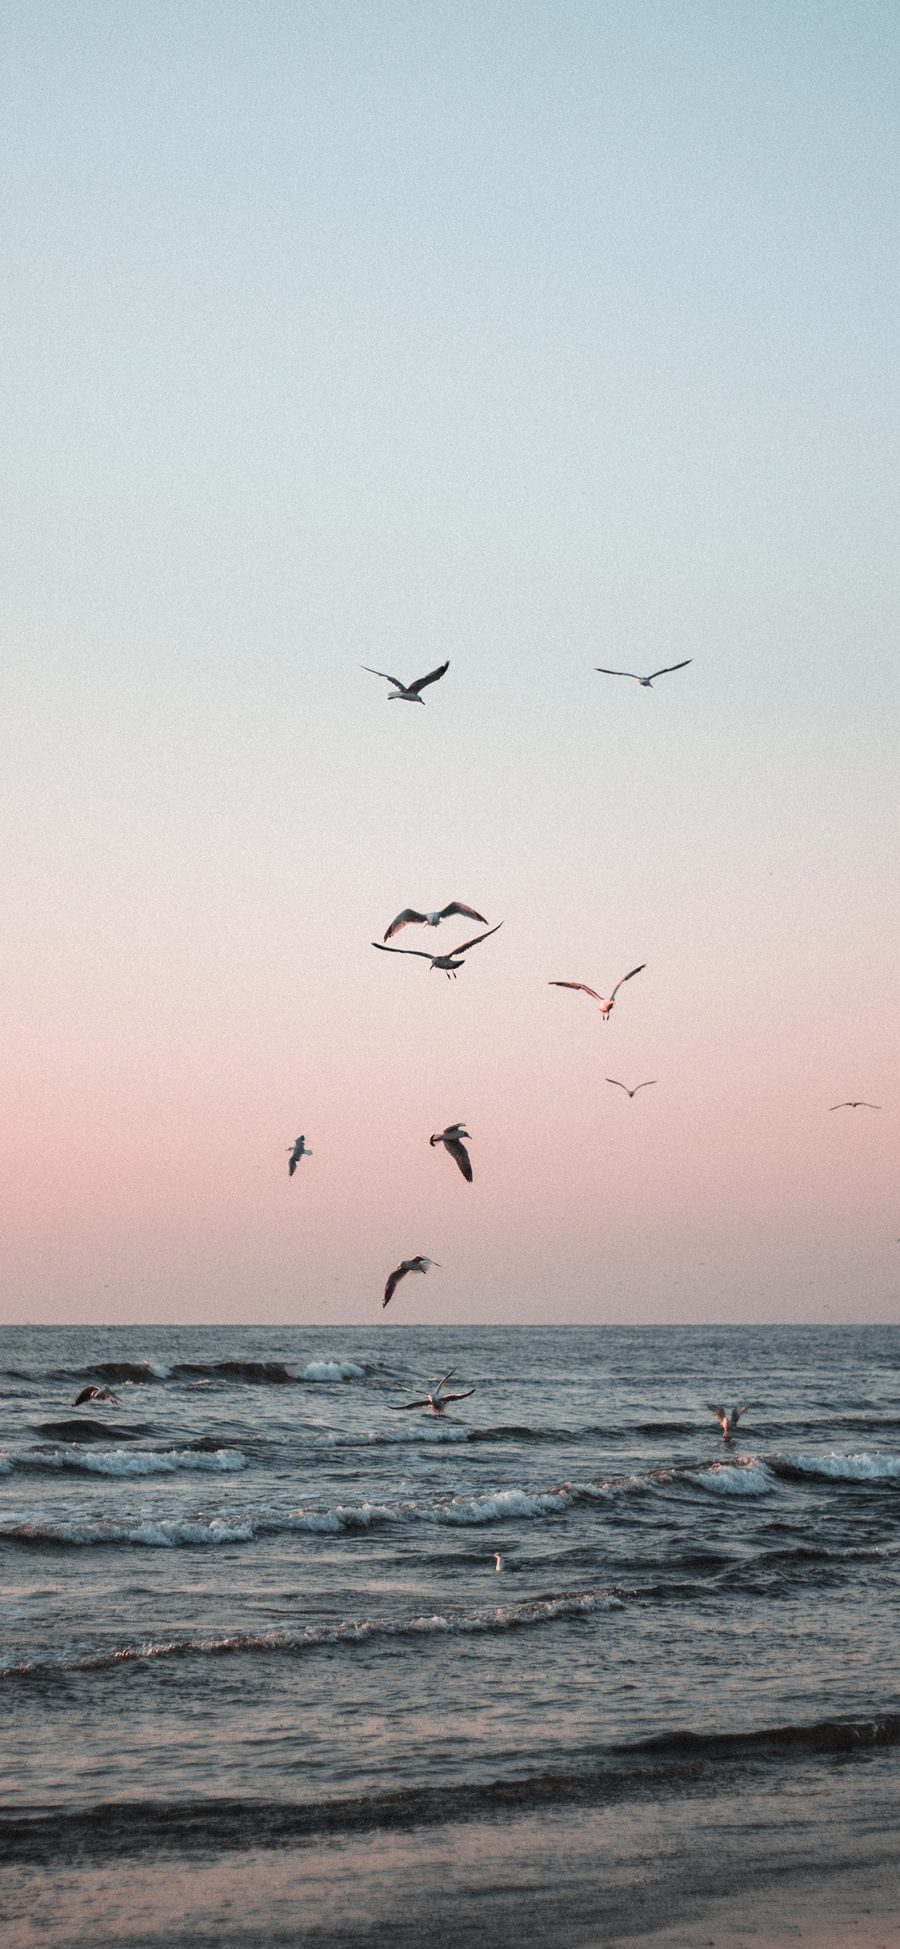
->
[2,0,898,1325]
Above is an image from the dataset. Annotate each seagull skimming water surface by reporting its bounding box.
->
[388,1369,473,1415]
[708,1403,751,1442]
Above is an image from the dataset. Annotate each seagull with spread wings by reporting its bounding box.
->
[708,1402,751,1442]
[287,1135,313,1175]
[382,1256,440,1309]
[388,1369,474,1416]
[550,964,645,1020]
[383,901,487,941]
[595,660,692,688]
[374,921,502,979]
[605,1078,657,1098]
[72,1384,121,1407]
[362,659,449,702]
[430,1123,473,1181]
[829,1100,881,1111]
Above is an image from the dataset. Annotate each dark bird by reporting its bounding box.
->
[550,964,645,1021]
[430,1123,473,1181]
[829,1101,880,1111]
[595,660,692,688]
[606,1078,657,1098]
[373,921,503,979]
[708,1402,751,1442]
[72,1385,121,1407]
[287,1135,313,1175]
[382,1256,440,1309]
[362,659,449,703]
[384,901,487,942]
[388,1369,474,1416]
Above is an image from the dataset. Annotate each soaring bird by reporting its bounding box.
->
[606,1078,656,1098]
[362,660,449,703]
[73,1384,121,1407]
[550,965,645,1020]
[373,922,502,979]
[388,1369,474,1416]
[595,660,692,688]
[430,1123,473,1181]
[287,1136,313,1175]
[708,1402,751,1442]
[829,1101,880,1111]
[382,1256,440,1308]
[384,901,487,942]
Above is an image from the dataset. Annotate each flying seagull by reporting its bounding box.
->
[708,1402,751,1442]
[430,1123,473,1182]
[388,1369,473,1416]
[549,965,645,1020]
[287,1135,313,1175]
[606,1078,657,1098]
[829,1101,881,1111]
[374,921,502,979]
[73,1384,121,1407]
[362,659,449,703]
[384,901,487,942]
[595,660,692,688]
[382,1256,440,1308]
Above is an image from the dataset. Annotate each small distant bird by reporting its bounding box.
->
[550,965,645,1020]
[388,1369,473,1416]
[708,1403,751,1442]
[73,1385,121,1407]
[373,922,502,979]
[606,1078,656,1098]
[829,1101,880,1111]
[493,1552,504,1572]
[430,1123,473,1182]
[595,660,692,688]
[287,1136,313,1175]
[382,1256,440,1308]
[384,901,487,942]
[362,659,449,703]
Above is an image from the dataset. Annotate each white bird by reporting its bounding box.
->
[606,1078,656,1098]
[373,921,503,979]
[493,1552,504,1572]
[595,660,692,688]
[708,1403,751,1442]
[287,1135,313,1176]
[73,1384,121,1407]
[388,1369,474,1416]
[384,901,487,942]
[549,965,645,1020]
[430,1123,473,1182]
[382,1256,440,1309]
[362,659,449,703]
[829,1101,880,1111]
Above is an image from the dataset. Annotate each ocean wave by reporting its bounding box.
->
[684,1461,776,1496]
[300,1360,366,1382]
[93,1362,171,1385]
[35,1419,142,1443]
[772,1452,900,1483]
[172,1360,299,1385]
[17,1447,248,1478]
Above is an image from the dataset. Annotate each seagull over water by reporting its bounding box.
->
[287,1135,313,1175]
[374,921,502,979]
[829,1100,881,1111]
[382,1256,440,1308]
[606,1078,657,1098]
[708,1402,751,1442]
[362,659,449,703]
[430,1123,473,1181]
[595,660,692,688]
[550,964,645,1020]
[384,901,487,942]
[388,1369,474,1416]
[73,1384,121,1407]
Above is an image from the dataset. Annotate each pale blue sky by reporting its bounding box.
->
[3,2,898,1323]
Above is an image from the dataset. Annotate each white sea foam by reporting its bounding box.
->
[27,1448,248,1478]
[301,1360,366,1382]
[690,1462,775,1496]
[418,1485,575,1525]
[787,1452,900,1482]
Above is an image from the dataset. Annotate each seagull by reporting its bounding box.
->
[708,1403,751,1442]
[549,965,645,1020]
[362,659,449,703]
[287,1136,313,1175]
[382,1256,440,1308]
[430,1123,473,1182]
[373,921,503,979]
[388,1369,474,1415]
[829,1101,881,1111]
[384,901,487,942]
[493,1552,504,1572]
[72,1384,121,1407]
[606,1078,657,1098]
[595,660,692,688]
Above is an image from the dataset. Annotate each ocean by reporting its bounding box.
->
[1,1322,898,1948]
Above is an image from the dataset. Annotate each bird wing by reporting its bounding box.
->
[445,1136,473,1181]
[609,964,646,1001]
[731,1404,751,1423]
[646,659,692,679]
[550,981,603,1001]
[361,665,406,687]
[384,909,427,940]
[438,901,488,925]
[707,1403,727,1426]
[594,667,639,680]
[453,921,503,955]
[372,941,433,959]
[388,1398,432,1411]
[73,1387,96,1405]
[440,1390,475,1403]
[432,1370,457,1392]
[383,1265,407,1307]
[632,1081,657,1092]
[605,1078,630,1092]
[407,659,449,694]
